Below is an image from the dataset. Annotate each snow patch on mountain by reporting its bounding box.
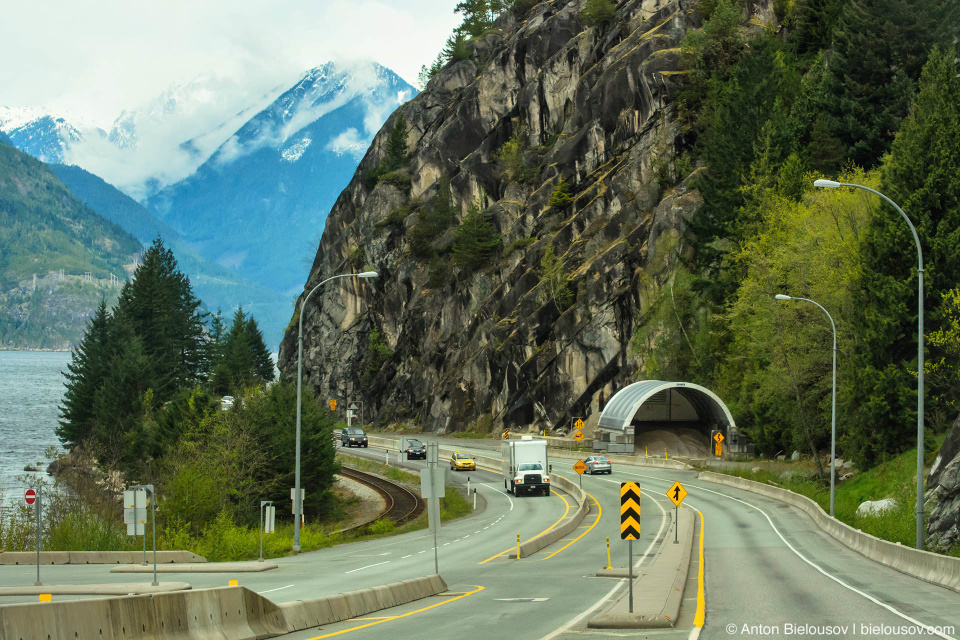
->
[281,137,312,162]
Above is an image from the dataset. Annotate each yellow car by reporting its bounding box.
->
[450,451,476,471]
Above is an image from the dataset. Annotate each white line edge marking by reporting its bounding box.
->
[628,471,956,640]
[345,561,390,574]
[257,584,294,594]
[538,485,670,640]
[401,554,412,559]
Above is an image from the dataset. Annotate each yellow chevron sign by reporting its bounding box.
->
[620,482,641,540]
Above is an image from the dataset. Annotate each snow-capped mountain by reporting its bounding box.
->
[146,61,415,300]
[0,106,99,164]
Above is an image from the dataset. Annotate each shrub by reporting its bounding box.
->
[452,202,502,270]
[549,178,574,209]
[581,0,617,27]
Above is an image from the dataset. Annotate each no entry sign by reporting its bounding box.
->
[24,488,36,505]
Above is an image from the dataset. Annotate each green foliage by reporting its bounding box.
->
[455,0,494,37]
[408,175,455,260]
[440,486,473,521]
[548,178,574,209]
[538,245,574,310]
[504,236,536,257]
[366,116,411,190]
[580,0,617,27]
[844,47,960,463]
[443,32,472,63]
[363,329,394,386]
[814,0,948,170]
[452,201,501,271]
[926,287,960,421]
[208,307,275,396]
[496,128,539,184]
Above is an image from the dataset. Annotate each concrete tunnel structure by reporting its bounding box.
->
[593,380,739,455]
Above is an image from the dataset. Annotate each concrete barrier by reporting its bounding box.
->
[698,471,960,593]
[0,575,447,640]
[514,474,589,558]
[0,550,206,565]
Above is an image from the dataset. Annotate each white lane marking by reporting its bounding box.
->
[539,484,670,640]
[401,554,412,559]
[418,550,427,554]
[625,472,956,640]
[257,584,294,594]
[474,531,481,534]
[463,535,470,539]
[345,561,390,574]
[443,543,450,546]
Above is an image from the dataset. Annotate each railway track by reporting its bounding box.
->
[339,466,425,532]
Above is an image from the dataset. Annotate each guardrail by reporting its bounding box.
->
[0,551,206,565]
[699,471,960,593]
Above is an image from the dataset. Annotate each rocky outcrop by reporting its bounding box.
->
[925,415,960,552]
[278,0,770,433]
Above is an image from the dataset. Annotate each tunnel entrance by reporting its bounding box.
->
[594,381,738,455]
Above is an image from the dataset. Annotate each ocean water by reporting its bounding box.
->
[0,351,71,503]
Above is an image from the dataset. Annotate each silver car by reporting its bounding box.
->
[585,455,611,474]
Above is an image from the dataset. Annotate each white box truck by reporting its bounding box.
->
[502,437,550,496]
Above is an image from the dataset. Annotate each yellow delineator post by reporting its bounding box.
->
[621,482,641,613]
[605,536,611,569]
[516,534,520,560]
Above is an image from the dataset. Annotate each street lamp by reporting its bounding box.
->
[775,294,838,517]
[814,179,925,549]
[294,270,378,552]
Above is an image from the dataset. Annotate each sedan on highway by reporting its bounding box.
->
[585,455,611,474]
[405,438,426,460]
[450,451,476,471]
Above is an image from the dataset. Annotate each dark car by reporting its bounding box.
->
[341,427,368,447]
[405,438,426,460]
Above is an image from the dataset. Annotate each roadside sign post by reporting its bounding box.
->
[666,481,688,544]
[426,443,441,574]
[259,500,274,562]
[620,482,641,613]
[574,459,587,488]
[129,484,158,586]
[714,432,724,457]
[25,489,41,586]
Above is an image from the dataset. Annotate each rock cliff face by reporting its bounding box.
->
[925,415,960,552]
[278,0,771,433]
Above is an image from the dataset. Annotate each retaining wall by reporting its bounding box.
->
[698,471,960,593]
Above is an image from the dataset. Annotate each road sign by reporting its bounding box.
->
[573,430,584,442]
[329,399,337,411]
[713,432,724,443]
[667,481,688,507]
[620,482,641,540]
[574,460,587,475]
[574,418,584,430]
[714,441,723,457]
[24,489,36,505]
[502,429,510,440]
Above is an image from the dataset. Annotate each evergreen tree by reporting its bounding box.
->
[455,0,492,37]
[57,300,112,449]
[846,47,960,465]
[452,201,501,270]
[114,237,207,399]
[385,115,409,171]
[816,0,946,169]
[210,308,275,395]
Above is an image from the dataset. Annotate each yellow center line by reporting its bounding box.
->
[540,492,602,560]
[303,585,485,639]
[477,490,572,564]
[694,509,706,627]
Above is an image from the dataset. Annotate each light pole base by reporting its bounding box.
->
[292,544,301,553]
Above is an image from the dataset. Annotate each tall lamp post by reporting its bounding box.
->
[814,179,925,549]
[775,294,838,517]
[294,270,378,552]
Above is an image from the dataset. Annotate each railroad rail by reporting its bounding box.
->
[339,466,425,532]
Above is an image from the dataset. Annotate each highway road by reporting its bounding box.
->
[1,436,958,640]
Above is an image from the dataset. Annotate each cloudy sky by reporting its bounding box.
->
[0,0,461,126]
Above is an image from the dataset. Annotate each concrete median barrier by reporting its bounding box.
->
[512,474,588,558]
[698,471,960,593]
[0,575,447,640]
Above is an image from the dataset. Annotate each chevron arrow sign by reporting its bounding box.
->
[620,482,641,540]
